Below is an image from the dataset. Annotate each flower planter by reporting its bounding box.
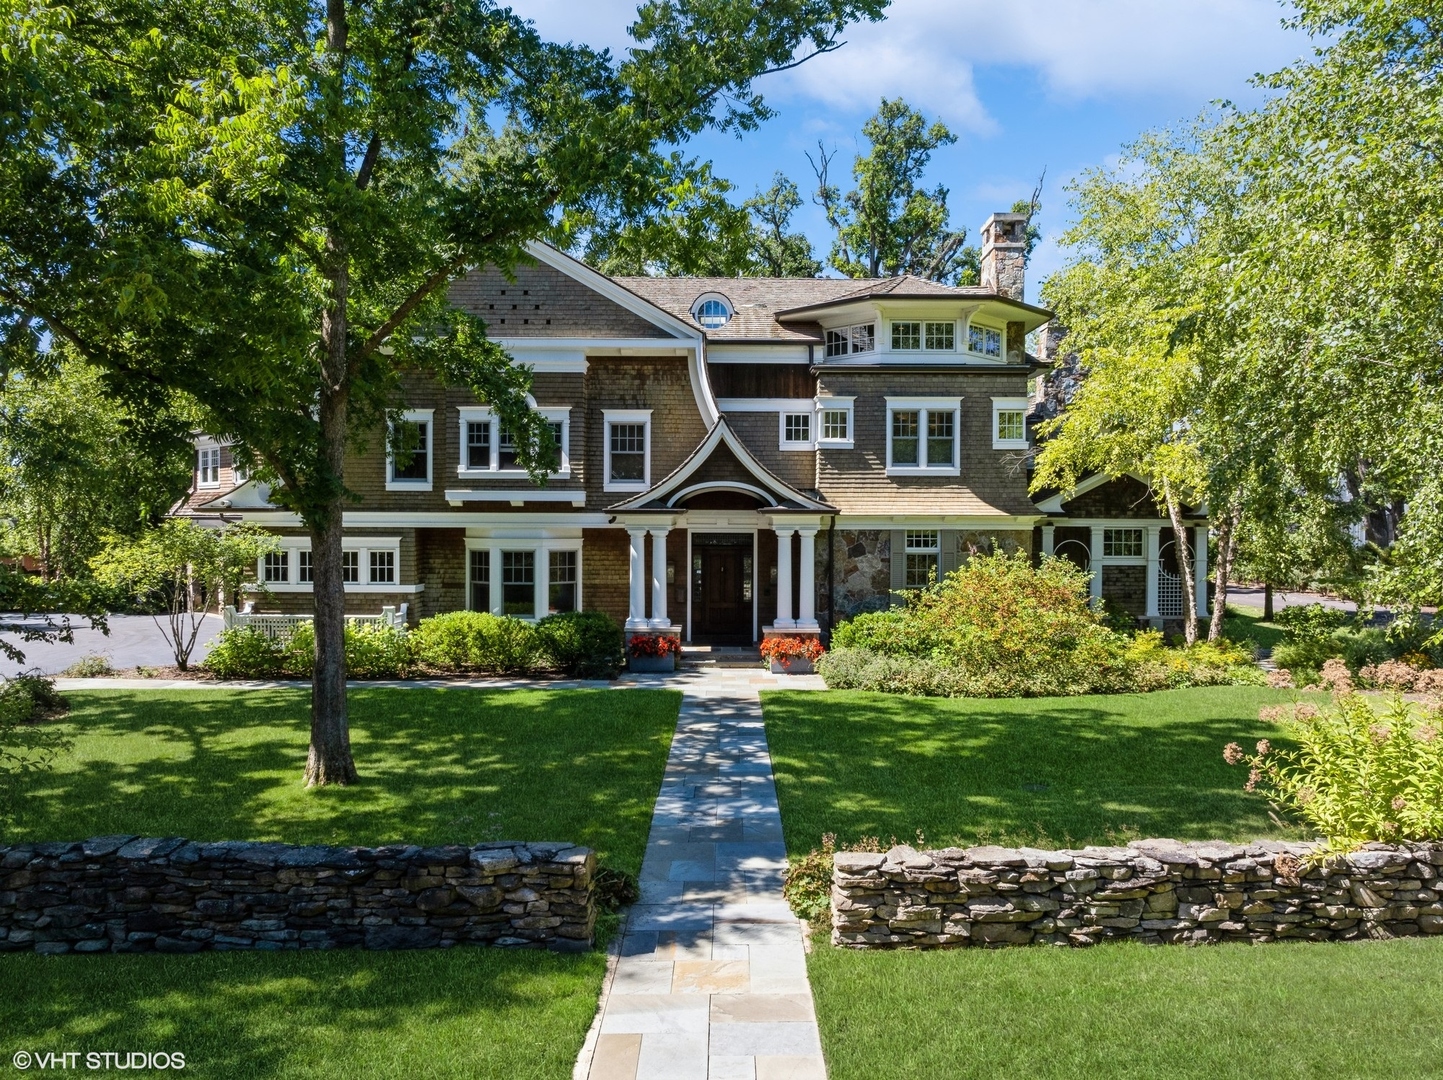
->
[629,653,675,673]
[769,657,815,675]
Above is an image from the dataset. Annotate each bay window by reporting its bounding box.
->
[824,323,876,357]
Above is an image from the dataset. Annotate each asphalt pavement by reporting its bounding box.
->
[0,613,224,677]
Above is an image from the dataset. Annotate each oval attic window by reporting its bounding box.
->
[695,298,731,329]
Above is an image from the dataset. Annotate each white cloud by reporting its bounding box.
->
[515,0,1307,136]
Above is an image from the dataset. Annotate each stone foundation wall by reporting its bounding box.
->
[832,839,1443,949]
[832,530,890,621]
[0,837,595,955]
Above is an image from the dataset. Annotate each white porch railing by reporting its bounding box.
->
[222,604,408,641]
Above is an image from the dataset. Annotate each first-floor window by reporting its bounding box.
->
[1103,528,1145,558]
[298,550,314,584]
[549,551,578,614]
[341,550,359,584]
[469,549,489,611]
[370,549,395,584]
[904,531,940,589]
[501,551,535,616]
[262,551,288,583]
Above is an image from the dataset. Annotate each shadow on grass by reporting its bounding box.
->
[0,947,605,1079]
[12,687,679,878]
[762,686,1317,851]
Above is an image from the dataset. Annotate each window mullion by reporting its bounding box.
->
[919,408,929,468]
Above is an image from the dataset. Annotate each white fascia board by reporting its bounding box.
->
[444,489,587,506]
[223,510,612,528]
[717,398,816,413]
[707,344,812,363]
[496,337,692,355]
[492,345,588,372]
[835,514,1047,528]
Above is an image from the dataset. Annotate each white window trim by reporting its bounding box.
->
[991,396,1030,451]
[456,405,571,479]
[885,396,962,476]
[465,539,584,621]
[815,396,855,449]
[256,537,419,593]
[823,322,877,358]
[603,409,652,493]
[691,292,733,329]
[966,319,1006,360]
[386,409,434,492]
[197,442,222,489]
[1101,527,1147,565]
[901,530,942,589]
[887,319,959,354]
[778,410,815,451]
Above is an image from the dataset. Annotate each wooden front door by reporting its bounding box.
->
[692,536,753,643]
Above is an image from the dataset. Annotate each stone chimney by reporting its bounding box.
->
[978,212,1029,302]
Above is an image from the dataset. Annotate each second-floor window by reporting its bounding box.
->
[816,398,855,449]
[968,323,1003,358]
[992,397,1030,450]
[457,407,569,477]
[824,323,876,357]
[387,409,433,490]
[780,412,812,450]
[198,447,221,487]
[886,398,961,474]
[466,421,491,469]
[604,410,651,491]
[891,321,956,351]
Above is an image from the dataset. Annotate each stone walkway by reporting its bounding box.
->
[579,668,827,1080]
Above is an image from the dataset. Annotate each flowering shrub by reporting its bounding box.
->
[1359,659,1425,692]
[760,636,825,668]
[1225,693,1443,851]
[1267,669,1294,689]
[1123,632,1264,692]
[1318,657,1353,692]
[628,634,679,658]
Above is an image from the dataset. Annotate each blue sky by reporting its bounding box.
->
[519,0,1317,300]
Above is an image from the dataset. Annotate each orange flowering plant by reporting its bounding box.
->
[628,634,679,658]
[1225,691,1443,853]
[760,636,825,668]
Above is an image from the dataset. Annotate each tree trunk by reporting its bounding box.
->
[1263,582,1274,621]
[1162,477,1198,645]
[303,0,358,788]
[1208,505,1240,642]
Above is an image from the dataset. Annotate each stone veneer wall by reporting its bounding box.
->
[0,837,595,955]
[832,839,1443,948]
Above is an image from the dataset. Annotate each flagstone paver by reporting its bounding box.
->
[580,667,827,1080]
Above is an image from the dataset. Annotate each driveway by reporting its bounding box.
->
[0,613,224,677]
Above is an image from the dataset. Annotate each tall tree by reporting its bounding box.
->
[1,0,888,784]
[810,97,974,282]
[744,173,822,276]
[0,359,192,579]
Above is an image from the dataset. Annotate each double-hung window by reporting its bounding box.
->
[903,531,940,589]
[369,550,395,585]
[341,550,360,584]
[815,397,855,449]
[262,551,288,584]
[501,551,535,616]
[886,398,961,474]
[469,544,582,618]
[967,322,1003,359]
[386,409,433,491]
[469,549,490,611]
[824,323,876,358]
[259,539,401,591]
[890,321,956,352]
[298,551,314,584]
[992,396,1030,450]
[603,410,651,492]
[548,551,578,614]
[456,406,570,477]
[779,411,813,450]
[197,446,221,487]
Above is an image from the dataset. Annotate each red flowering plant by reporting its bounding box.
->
[760,636,825,668]
[628,634,680,657]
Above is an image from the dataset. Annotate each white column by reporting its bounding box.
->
[626,528,648,629]
[1193,525,1209,618]
[796,528,818,629]
[649,527,670,628]
[1041,525,1055,556]
[1088,525,1105,606]
[774,527,795,628]
[1144,525,1161,620]
[488,545,502,615]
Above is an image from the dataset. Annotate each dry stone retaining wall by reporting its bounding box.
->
[0,837,595,955]
[832,839,1443,948]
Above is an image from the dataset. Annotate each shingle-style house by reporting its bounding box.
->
[178,211,1210,642]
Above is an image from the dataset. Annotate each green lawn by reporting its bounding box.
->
[3,686,679,1079]
[762,685,1443,1079]
[0,949,604,1079]
[13,686,679,876]
[808,935,1443,1080]
[762,686,1313,851]
[1223,603,1288,652]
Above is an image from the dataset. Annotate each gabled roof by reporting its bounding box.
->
[192,479,278,512]
[607,418,834,513]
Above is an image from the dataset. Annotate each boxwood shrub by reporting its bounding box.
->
[534,610,624,678]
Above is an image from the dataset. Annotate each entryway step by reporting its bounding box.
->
[681,646,763,668]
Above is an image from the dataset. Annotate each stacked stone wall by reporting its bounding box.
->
[833,839,1443,949]
[0,837,595,955]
